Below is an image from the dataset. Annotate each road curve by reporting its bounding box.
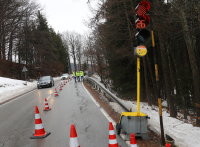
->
[0,79,127,147]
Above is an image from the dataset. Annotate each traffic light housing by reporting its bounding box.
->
[135,29,151,45]
[135,0,151,45]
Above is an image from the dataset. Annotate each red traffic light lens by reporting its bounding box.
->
[142,14,150,24]
[135,15,150,29]
[136,19,146,29]
[136,4,147,16]
[139,0,151,11]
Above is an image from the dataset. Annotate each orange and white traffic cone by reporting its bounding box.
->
[108,122,119,147]
[130,133,137,147]
[165,144,171,147]
[69,124,80,147]
[54,88,59,96]
[59,85,62,91]
[43,98,51,111]
[30,106,50,139]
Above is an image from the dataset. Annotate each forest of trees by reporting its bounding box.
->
[0,0,70,79]
[1,0,200,126]
[83,0,200,126]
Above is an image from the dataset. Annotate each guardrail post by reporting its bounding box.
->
[99,87,101,93]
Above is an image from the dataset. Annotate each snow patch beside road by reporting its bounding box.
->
[0,77,61,104]
[90,75,200,147]
[0,77,37,104]
[110,94,200,147]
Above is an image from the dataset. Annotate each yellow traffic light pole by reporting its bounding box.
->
[135,45,147,115]
[136,57,141,114]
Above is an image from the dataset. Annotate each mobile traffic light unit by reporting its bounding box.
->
[116,0,151,140]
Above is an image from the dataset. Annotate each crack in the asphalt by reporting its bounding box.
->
[79,106,83,113]
[75,86,80,96]
[84,124,91,132]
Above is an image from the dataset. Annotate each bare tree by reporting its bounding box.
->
[62,31,83,73]
[0,0,38,61]
[76,35,83,71]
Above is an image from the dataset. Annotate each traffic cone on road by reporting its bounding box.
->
[165,144,171,147]
[43,98,51,111]
[130,134,137,147]
[30,106,50,139]
[54,88,59,96]
[69,124,80,147]
[108,122,119,147]
[59,85,62,91]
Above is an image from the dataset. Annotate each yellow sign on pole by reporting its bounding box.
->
[135,45,147,57]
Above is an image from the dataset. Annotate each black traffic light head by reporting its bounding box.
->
[135,29,151,45]
[135,0,151,45]
[135,0,151,29]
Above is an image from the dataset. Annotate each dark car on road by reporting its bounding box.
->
[37,76,54,89]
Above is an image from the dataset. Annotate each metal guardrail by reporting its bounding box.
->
[86,77,176,146]
[85,77,129,112]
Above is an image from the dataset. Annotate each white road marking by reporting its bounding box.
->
[82,82,130,147]
[82,82,115,125]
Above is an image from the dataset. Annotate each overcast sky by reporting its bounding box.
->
[36,0,93,35]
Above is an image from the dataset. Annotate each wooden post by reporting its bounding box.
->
[151,30,166,145]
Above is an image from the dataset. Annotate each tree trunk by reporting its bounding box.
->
[2,31,6,60]
[170,53,188,119]
[166,44,177,117]
[146,55,157,105]
[68,55,72,73]
[8,32,13,62]
[180,11,200,125]
[159,36,177,117]
[143,57,152,106]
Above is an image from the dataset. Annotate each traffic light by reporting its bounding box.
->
[135,29,151,45]
[135,0,151,45]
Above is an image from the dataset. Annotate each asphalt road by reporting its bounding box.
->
[0,79,128,147]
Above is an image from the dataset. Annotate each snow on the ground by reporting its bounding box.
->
[111,100,200,147]
[92,74,101,81]
[91,75,200,147]
[0,76,61,104]
[0,77,37,104]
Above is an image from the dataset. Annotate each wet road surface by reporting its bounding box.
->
[0,79,127,147]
